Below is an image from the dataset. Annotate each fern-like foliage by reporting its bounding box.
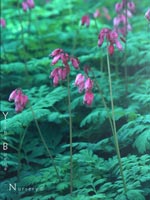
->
[1,149,149,199]
[1,0,150,199]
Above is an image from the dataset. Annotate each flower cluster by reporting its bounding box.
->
[0,18,6,28]
[98,28,123,55]
[9,89,28,112]
[74,74,94,106]
[113,0,135,36]
[50,48,79,86]
[81,7,111,28]
[145,9,150,21]
[22,0,35,12]
[93,7,111,20]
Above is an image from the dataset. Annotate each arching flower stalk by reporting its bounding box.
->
[98,29,127,193]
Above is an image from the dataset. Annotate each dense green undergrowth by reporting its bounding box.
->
[0,0,150,199]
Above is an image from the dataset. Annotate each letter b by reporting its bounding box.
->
[3,143,8,150]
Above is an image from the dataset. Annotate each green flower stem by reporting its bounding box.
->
[68,0,76,55]
[27,10,32,35]
[124,38,128,94]
[91,70,114,134]
[124,0,128,93]
[100,52,104,72]
[17,0,29,77]
[33,15,45,56]
[106,50,127,193]
[17,125,28,180]
[17,0,25,46]
[30,106,61,181]
[67,74,73,195]
[115,56,119,78]
[94,19,104,72]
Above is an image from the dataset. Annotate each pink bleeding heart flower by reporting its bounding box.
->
[109,30,118,42]
[22,1,29,12]
[108,44,114,55]
[50,68,59,86]
[123,9,132,18]
[98,28,111,46]
[26,0,35,9]
[81,15,90,27]
[50,67,59,78]
[9,89,19,101]
[145,9,150,21]
[74,73,85,93]
[115,40,123,50]
[119,14,127,24]
[115,3,123,13]
[0,18,6,28]
[113,16,121,27]
[102,7,111,20]
[83,91,94,106]
[14,90,23,104]
[9,89,28,113]
[58,67,69,80]
[53,75,59,86]
[70,57,80,69]
[51,48,63,57]
[62,66,70,79]
[60,53,69,65]
[127,2,135,13]
[84,78,93,91]
[51,54,61,65]
[109,30,123,51]
[15,103,24,113]
[15,94,28,109]
[93,9,101,18]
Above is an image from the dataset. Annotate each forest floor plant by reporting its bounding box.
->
[9,89,61,181]
[106,46,127,193]
[98,27,127,193]
[49,48,81,195]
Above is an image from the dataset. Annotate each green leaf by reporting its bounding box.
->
[127,190,145,200]
[134,130,150,153]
